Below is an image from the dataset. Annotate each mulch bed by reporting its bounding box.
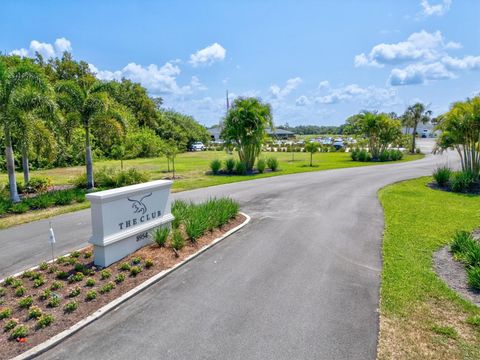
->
[0,214,245,360]
[433,246,480,307]
[427,182,480,195]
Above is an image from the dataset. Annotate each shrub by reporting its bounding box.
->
[56,271,69,280]
[84,251,92,259]
[28,306,42,319]
[15,286,26,297]
[39,262,49,271]
[99,282,115,294]
[18,296,33,309]
[0,287,5,297]
[69,287,81,298]
[4,277,14,286]
[351,149,359,161]
[379,150,390,162]
[235,160,247,175]
[256,158,266,173]
[130,266,142,277]
[24,176,51,194]
[48,295,60,308]
[64,301,78,313]
[70,251,81,258]
[33,277,46,288]
[100,269,111,280]
[40,289,52,300]
[22,270,35,279]
[56,256,67,264]
[11,279,23,289]
[132,257,142,265]
[172,200,189,228]
[466,315,480,327]
[10,325,29,339]
[10,202,29,214]
[145,259,154,268]
[0,307,12,319]
[74,167,150,189]
[224,158,236,174]
[210,159,222,175]
[185,215,207,242]
[171,229,185,251]
[86,278,96,287]
[68,272,85,283]
[433,166,452,187]
[50,281,63,291]
[119,262,131,271]
[154,227,169,247]
[86,290,97,301]
[451,170,476,193]
[115,274,125,284]
[4,319,17,331]
[37,314,54,328]
[267,157,279,171]
[465,243,480,268]
[467,267,480,290]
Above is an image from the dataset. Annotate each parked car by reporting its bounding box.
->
[421,129,429,138]
[189,142,206,151]
[332,138,344,150]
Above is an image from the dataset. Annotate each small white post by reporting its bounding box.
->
[49,221,56,263]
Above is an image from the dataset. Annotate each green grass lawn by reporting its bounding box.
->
[378,177,480,360]
[0,151,422,229]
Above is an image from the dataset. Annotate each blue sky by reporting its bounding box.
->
[2,0,479,127]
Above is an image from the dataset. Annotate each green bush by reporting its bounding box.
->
[450,170,476,193]
[145,259,154,268]
[64,301,78,313]
[18,296,33,309]
[4,319,17,331]
[224,158,236,174]
[86,278,96,287]
[50,281,63,291]
[33,277,46,288]
[433,166,452,187]
[467,267,480,290]
[171,229,185,251]
[451,231,475,256]
[37,314,54,328]
[74,167,150,189]
[10,325,29,339]
[267,157,279,171]
[115,274,125,284]
[10,202,29,214]
[132,257,142,265]
[11,278,23,288]
[153,227,169,247]
[15,286,26,297]
[28,306,42,319]
[172,200,189,228]
[24,176,51,194]
[465,242,480,268]
[0,287,5,297]
[39,262,49,270]
[0,307,12,319]
[119,262,131,271]
[256,158,266,173]
[99,282,115,294]
[48,295,61,308]
[68,272,85,283]
[129,266,142,277]
[40,289,52,300]
[69,287,81,298]
[235,160,247,175]
[210,159,222,175]
[379,150,390,162]
[351,149,359,161]
[185,214,207,242]
[100,269,111,280]
[86,290,97,301]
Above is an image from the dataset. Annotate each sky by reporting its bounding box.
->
[1,0,479,127]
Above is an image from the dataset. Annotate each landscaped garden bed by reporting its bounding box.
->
[0,198,244,360]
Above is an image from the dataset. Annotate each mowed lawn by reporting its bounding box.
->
[378,177,480,360]
[0,151,423,193]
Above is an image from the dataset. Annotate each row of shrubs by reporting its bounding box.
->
[351,149,404,162]
[153,198,240,248]
[433,166,479,193]
[450,230,480,290]
[0,167,150,216]
[210,157,279,175]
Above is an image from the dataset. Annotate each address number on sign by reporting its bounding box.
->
[136,232,149,242]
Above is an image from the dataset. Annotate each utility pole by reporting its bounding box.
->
[226,90,230,112]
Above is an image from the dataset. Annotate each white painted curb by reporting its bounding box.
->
[11,213,251,360]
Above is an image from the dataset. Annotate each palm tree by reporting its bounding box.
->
[403,103,432,153]
[55,79,128,189]
[0,57,51,202]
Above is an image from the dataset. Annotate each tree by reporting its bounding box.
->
[163,142,179,179]
[435,96,480,179]
[346,111,402,160]
[55,79,129,189]
[221,97,273,172]
[0,57,51,202]
[403,103,432,153]
[304,141,319,166]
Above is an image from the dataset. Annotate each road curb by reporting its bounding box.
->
[12,212,251,360]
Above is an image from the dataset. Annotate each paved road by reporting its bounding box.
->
[2,140,454,359]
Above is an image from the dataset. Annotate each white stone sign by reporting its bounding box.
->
[86,180,174,267]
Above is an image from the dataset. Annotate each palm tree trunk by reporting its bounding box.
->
[22,144,30,184]
[411,123,417,153]
[4,126,21,203]
[85,124,94,189]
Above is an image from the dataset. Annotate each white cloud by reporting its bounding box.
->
[295,95,310,106]
[318,80,330,89]
[10,37,72,59]
[389,62,455,85]
[89,62,206,95]
[355,30,455,67]
[420,0,452,16]
[269,77,302,99]
[442,55,480,71]
[314,84,398,107]
[189,43,226,67]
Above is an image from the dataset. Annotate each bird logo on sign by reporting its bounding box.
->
[127,193,152,215]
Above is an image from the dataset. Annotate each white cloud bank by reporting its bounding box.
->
[10,37,72,59]
[269,77,302,99]
[420,0,452,16]
[189,43,226,67]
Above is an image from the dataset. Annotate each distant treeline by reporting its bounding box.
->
[277,124,345,135]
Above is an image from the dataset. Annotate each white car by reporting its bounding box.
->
[189,142,206,151]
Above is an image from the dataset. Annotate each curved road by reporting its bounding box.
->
[1,140,454,360]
